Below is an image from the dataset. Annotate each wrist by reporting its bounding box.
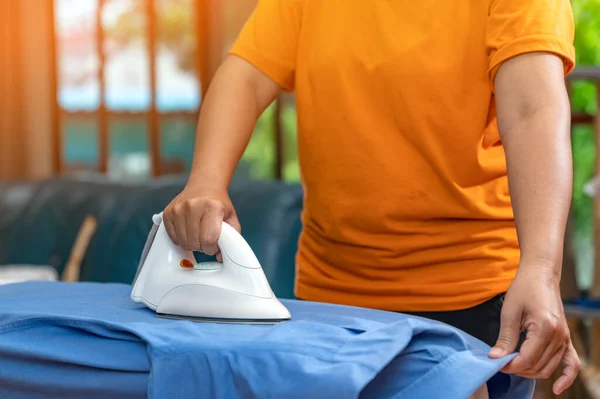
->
[185,177,229,195]
[187,167,231,193]
[517,255,562,286]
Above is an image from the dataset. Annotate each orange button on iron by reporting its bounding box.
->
[180,259,194,268]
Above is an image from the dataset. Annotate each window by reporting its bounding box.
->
[53,0,300,181]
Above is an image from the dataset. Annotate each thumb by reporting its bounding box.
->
[489,305,522,358]
[216,210,241,263]
[224,208,241,234]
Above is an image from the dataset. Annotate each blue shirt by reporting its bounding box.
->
[0,282,534,399]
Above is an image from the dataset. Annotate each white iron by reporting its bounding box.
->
[131,212,291,324]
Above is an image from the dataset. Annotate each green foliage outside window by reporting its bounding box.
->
[241,102,299,182]
[570,0,600,289]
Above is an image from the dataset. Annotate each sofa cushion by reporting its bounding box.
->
[0,177,304,299]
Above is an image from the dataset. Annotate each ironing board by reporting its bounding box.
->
[0,282,535,399]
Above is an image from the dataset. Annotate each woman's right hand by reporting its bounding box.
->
[160,55,278,262]
[162,186,241,263]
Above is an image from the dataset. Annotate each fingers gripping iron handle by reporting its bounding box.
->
[154,212,261,270]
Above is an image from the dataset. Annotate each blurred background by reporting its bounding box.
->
[0,0,600,397]
[0,0,299,183]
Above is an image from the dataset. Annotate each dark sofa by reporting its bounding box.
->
[0,177,304,299]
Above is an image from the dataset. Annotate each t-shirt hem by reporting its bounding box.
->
[228,43,296,92]
[488,34,576,91]
[294,277,515,313]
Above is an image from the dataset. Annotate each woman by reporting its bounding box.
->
[164,0,580,394]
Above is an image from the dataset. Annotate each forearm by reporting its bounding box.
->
[188,55,279,189]
[494,53,573,282]
[502,106,572,279]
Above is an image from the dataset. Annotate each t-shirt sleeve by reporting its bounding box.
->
[229,0,304,92]
[486,0,576,88]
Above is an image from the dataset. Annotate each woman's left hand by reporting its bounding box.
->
[488,266,581,395]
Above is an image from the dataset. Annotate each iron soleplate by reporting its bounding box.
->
[157,313,290,325]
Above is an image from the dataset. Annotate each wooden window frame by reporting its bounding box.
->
[50,0,217,177]
[50,0,290,179]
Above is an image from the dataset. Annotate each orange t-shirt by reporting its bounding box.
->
[230,0,576,311]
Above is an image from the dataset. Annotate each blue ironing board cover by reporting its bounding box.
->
[0,282,534,399]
